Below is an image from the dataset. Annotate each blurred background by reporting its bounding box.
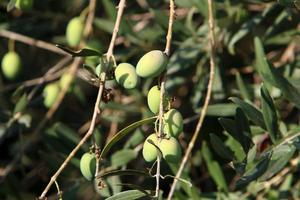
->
[0,0,300,199]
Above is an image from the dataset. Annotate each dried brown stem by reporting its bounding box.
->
[0,29,67,55]
[167,0,216,199]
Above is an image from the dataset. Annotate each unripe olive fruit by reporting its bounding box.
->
[43,83,60,108]
[15,0,33,11]
[163,109,183,138]
[160,137,182,163]
[142,133,158,162]
[66,17,84,47]
[59,72,74,92]
[136,50,167,78]
[114,63,138,89]
[1,52,22,80]
[80,152,96,181]
[147,85,168,114]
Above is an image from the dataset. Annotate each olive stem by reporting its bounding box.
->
[167,0,216,199]
[38,0,126,199]
[154,0,175,198]
[0,29,68,55]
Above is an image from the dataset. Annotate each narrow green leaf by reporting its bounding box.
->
[198,103,237,117]
[226,136,245,162]
[230,97,266,129]
[202,142,228,191]
[100,117,156,158]
[56,45,101,57]
[254,37,300,109]
[13,94,28,114]
[105,190,150,200]
[97,169,150,179]
[103,0,117,20]
[236,152,271,188]
[235,108,253,153]
[94,18,114,33]
[209,134,234,161]
[235,72,252,101]
[111,149,137,168]
[219,118,239,142]
[259,144,295,181]
[260,84,279,143]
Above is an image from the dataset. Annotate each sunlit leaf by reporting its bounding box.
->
[101,117,157,158]
[260,84,279,143]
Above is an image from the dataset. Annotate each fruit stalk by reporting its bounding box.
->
[154,0,175,198]
[167,0,216,199]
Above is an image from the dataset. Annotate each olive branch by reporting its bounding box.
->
[38,0,127,199]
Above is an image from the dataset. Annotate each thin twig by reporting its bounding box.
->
[154,0,175,198]
[167,0,216,199]
[38,0,126,198]
[0,29,67,55]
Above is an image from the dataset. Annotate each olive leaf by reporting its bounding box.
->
[260,84,279,143]
[100,117,157,158]
[56,45,101,57]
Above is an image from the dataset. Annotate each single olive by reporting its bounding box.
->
[163,109,183,138]
[43,83,60,108]
[147,85,168,114]
[15,0,33,11]
[80,152,96,181]
[1,51,22,80]
[142,133,158,162]
[136,50,167,78]
[114,63,138,89]
[160,137,182,163]
[66,17,84,47]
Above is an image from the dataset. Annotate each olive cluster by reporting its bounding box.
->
[137,51,183,164]
[66,19,183,176]
[78,50,183,180]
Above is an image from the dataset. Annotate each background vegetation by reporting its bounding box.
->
[0,0,300,199]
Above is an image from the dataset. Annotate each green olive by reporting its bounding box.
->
[80,152,96,181]
[1,52,22,80]
[66,17,84,47]
[15,0,33,11]
[114,63,138,89]
[43,83,60,108]
[142,133,158,162]
[147,85,168,114]
[160,137,182,163]
[136,50,167,78]
[163,109,183,138]
[59,72,74,92]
